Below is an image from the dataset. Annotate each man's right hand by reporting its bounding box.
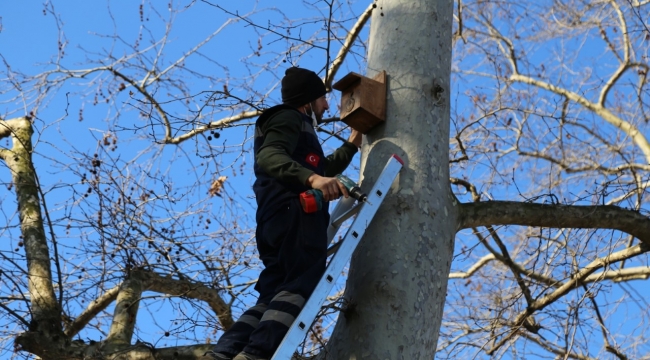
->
[306,174,349,201]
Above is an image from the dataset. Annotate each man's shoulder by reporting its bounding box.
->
[258,105,304,128]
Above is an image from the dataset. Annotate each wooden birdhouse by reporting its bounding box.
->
[332,71,386,134]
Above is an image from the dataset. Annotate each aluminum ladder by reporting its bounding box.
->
[271,154,404,360]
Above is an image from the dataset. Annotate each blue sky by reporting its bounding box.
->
[1,1,649,359]
[0,1,369,357]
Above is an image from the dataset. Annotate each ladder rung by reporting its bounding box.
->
[330,202,361,227]
[326,241,341,257]
[270,155,403,360]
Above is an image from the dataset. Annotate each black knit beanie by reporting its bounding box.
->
[281,67,326,108]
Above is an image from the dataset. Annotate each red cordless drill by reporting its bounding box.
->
[300,174,367,213]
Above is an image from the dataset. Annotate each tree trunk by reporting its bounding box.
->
[326,0,455,358]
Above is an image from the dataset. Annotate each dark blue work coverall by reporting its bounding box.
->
[211,105,358,357]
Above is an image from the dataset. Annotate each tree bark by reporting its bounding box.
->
[107,273,144,345]
[0,118,63,339]
[459,201,650,245]
[326,0,455,358]
[4,117,233,359]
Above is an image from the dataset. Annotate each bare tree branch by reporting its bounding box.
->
[631,0,650,6]
[0,117,63,336]
[324,3,374,90]
[486,225,535,305]
[539,242,649,304]
[17,332,215,360]
[165,110,261,145]
[64,286,120,337]
[585,285,629,360]
[0,121,14,139]
[598,0,631,106]
[586,266,650,282]
[508,73,650,164]
[142,270,234,330]
[448,253,496,278]
[517,331,598,360]
[486,243,650,354]
[0,302,29,328]
[200,2,328,51]
[459,201,650,245]
[107,274,143,345]
[145,19,238,87]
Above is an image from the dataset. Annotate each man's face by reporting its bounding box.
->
[310,96,329,123]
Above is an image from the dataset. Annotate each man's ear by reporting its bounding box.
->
[304,103,313,116]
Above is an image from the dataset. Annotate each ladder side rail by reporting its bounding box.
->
[271,156,403,360]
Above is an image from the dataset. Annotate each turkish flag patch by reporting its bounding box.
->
[305,153,320,167]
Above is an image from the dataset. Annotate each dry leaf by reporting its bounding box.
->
[208,176,227,197]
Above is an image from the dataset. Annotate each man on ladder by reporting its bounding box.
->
[204,67,362,360]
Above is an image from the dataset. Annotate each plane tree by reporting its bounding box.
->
[1,0,649,359]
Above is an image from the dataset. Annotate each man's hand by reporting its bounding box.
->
[306,174,349,201]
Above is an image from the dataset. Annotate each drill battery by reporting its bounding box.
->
[299,174,366,213]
